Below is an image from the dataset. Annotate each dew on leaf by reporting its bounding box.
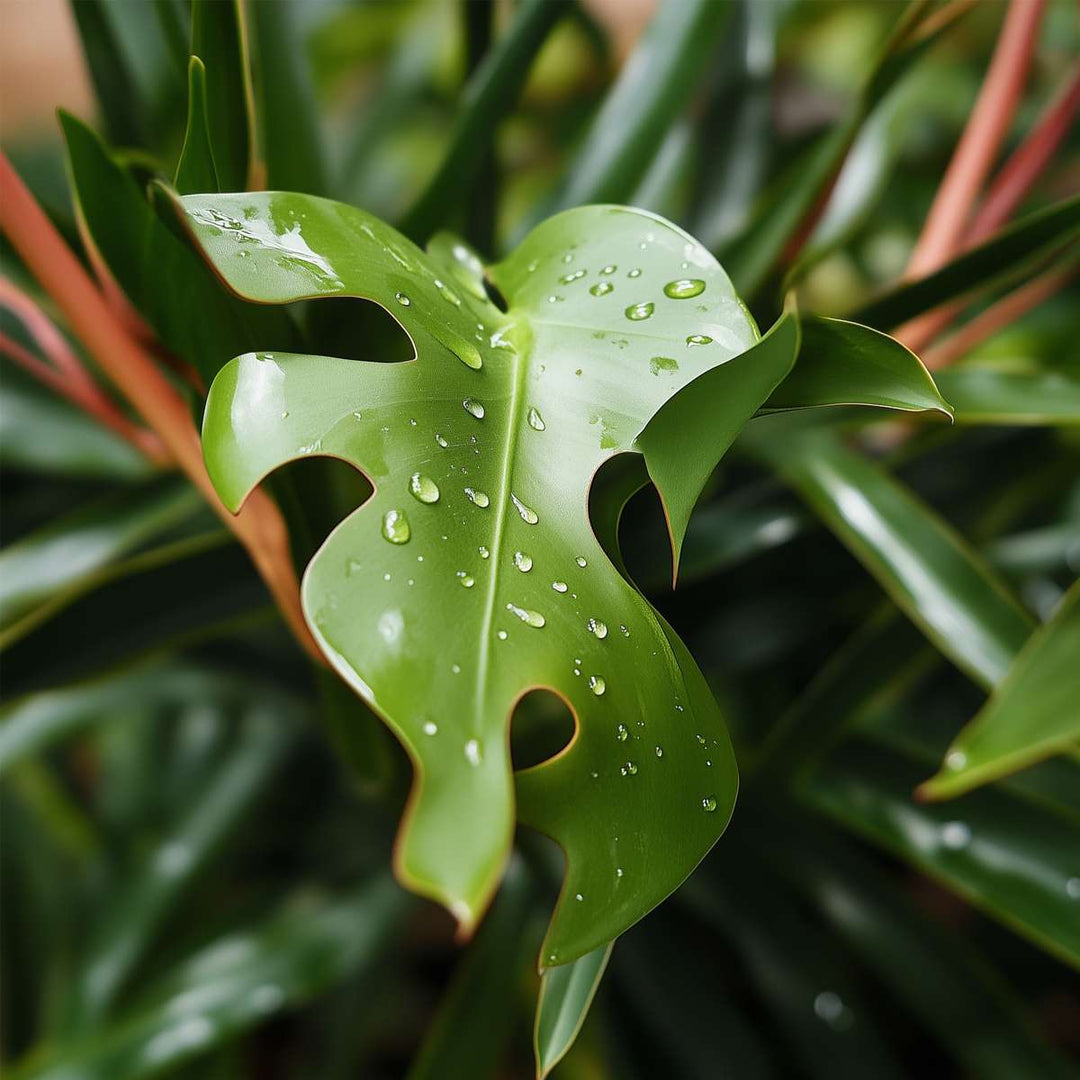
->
[945,750,967,771]
[435,433,449,448]
[686,334,713,347]
[381,509,411,544]
[423,721,438,736]
[560,269,587,284]
[506,603,545,628]
[552,580,568,593]
[663,278,706,299]
[702,796,717,812]
[464,739,482,766]
[408,473,440,504]
[575,556,587,567]
[616,723,628,742]
[628,268,642,278]
[589,675,606,696]
[456,571,475,588]
[587,618,608,639]
[463,398,485,419]
[620,624,630,637]
[497,629,508,640]
[655,745,663,757]
[395,291,411,306]
[478,546,490,559]
[527,407,546,431]
[650,356,679,375]
[625,301,654,321]
[513,551,533,572]
[510,492,539,524]
[464,487,490,508]
[590,281,614,297]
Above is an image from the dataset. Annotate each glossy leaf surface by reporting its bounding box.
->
[174,57,218,196]
[934,366,1080,425]
[920,583,1080,800]
[186,194,752,963]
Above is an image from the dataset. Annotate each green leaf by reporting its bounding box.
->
[407,859,536,1080]
[400,0,568,243]
[920,582,1080,800]
[544,0,732,214]
[534,941,612,1079]
[248,0,328,195]
[762,316,951,418]
[0,480,203,645]
[804,739,1080,968]
[14,876,409,1080]
[184,192,750,962]
[174,57,219,195]
[933,366,1080,425]
[190,0,253,191]
[743,423,1033,688]
[59,112,297,385]
[851,196,1080,329]
[637,313,798,578]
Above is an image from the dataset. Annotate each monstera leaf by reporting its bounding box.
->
[182,194,942,964]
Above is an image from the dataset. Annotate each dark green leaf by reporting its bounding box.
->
[934,366,1080,425]
[174,58,219,196]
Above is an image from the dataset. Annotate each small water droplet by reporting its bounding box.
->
[587,618,608,639]
[562,253,573,264]
[616,723,628,742]
[456,570,475,588]
[552,580,568,593]
[686,334,713,347]
[616,867,624,878]
[601,264,617,275]
[497,629,508,640]
[510,492,538,524]
[590,281,614,297]
[423,721,438,736]
[527,407,546,431]
[655,745,663,757]
[451,663,461,674]
[395,291,411,306]
[628,268,642,278]
[381,509,411,544]
[941,821,971,849]
[945,749,967,771]
[695,734,706,745]
[625,761,638,775]
[478,545,490,559]
[464,487,490,508]
[513,551,533,572]
[702,796,717,812]
[575,556,587,568]
[464,739,482,766]
[575,892,584,901]
[280,410,289,419]
[664,278,706,299]
[435,433,449,448]
[408,473,440,504]
[560,268,587,284]
[506,603,545,628]
[547,294,563,304]
[620,624,630,637]
[463,398,485,419]
[434,278,462,306]
[589,675,606,696]
[625,301,654,321]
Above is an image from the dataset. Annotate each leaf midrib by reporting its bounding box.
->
[473,322,529,732]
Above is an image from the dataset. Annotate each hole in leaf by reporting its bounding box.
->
[303,297,415,364]
[483,275,508,313]
[511,689,575,770]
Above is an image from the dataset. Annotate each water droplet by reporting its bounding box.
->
[616,723,628,742]
[625,301,654,321]
[464,487,490,508]
[434,278,462,306]
[547,294,563,304]
[620,624,630,637]
[280,410,289,419]
[562,253,573,264]
[686,334,713,347]
[395,291,411,306]
[628,268,642,278]
[408,473,440,504]
[513,551,533,572]
[506,603,545,628]
[575,556,587,568]
[527,407,546,431]
[664,278,706,299]
[381,509,411,544]
[435,433,449,448]
[457,570,475,588]
[464,739,482,766]
[463,398,485,420]
[451,338,483,370]
[702,796,717,812]
[945,749,967,771]
[423,721,438,736]
[655,745,663,757]
[695,734,706,745]
[575,892,584,901]
[590,281,614,297]
[478,545,490,559]
[625,761,638,775]
[601,264,617,275]
[814,991,846,1026]
[511,492,538,524]
[650,356,679,375]
[589,675,606,696]
[941,821,971,849]
[551,580,568,593]
[587,618,608,639]
[560,269,587,284]
[451,663,461,674]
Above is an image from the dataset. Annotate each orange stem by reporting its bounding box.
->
[0,151,323,663]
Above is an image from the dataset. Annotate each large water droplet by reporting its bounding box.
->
[381,509,411,544]
[702,796,717,812]
[527,407,546,431]
[513,551,533,572]
[587,618,608,639]
[506,603,545,628]
[511,492,539,524]
[552,580,568,593]
[457,570,476,588]
[463,398,485,419]
[664,278,706,299]
[590,281,613,297]
[686,334,713,347]
[589,675,606,696]
[409,473,440,504]
[464,487,490,508]
[625,301,654,321]
[616,723,628,742]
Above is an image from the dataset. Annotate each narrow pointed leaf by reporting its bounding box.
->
[184,193,751,960]
[535,941,612,1079]
[744,423,1033,688]
[933,366,1080,425]
[762,316,951,417]
[174,57,219,195]
[920,583,1080,800]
